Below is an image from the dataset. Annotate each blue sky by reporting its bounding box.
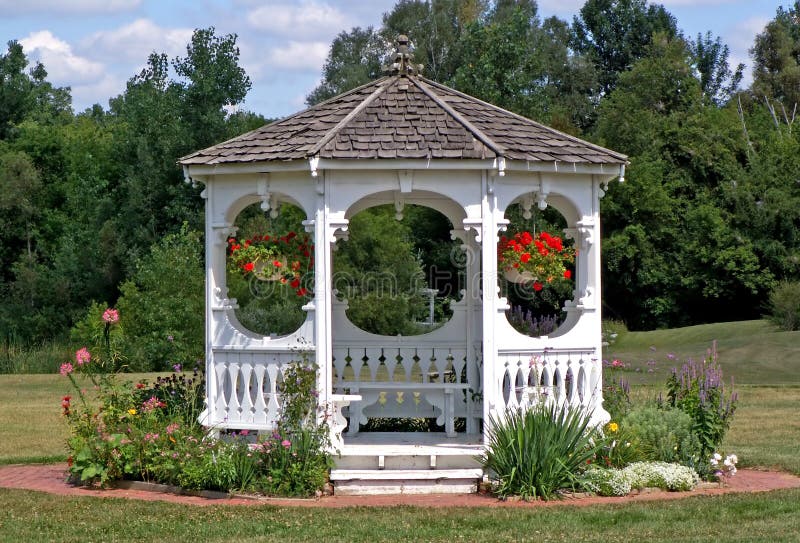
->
[0,0,790,118]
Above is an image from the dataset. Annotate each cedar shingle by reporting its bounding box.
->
[179,75,626,166]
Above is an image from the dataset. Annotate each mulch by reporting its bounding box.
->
[1,463,799,508]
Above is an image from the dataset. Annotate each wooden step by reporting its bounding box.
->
[330,468,483,496]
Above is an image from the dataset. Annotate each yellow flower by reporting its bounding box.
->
[607,422,619,433]
[127,408,137,416]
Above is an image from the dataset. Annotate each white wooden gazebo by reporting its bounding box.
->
[180,38,627,494]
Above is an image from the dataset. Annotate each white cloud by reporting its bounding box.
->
[0,0,140,15]
[268,41,329,71]
[71,74,126,110]
[19,31,104,84]
[536,0,585,17]
[246,1,350,39]
[724,16,770,87]
[81,19,193,63]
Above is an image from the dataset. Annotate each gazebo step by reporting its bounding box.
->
[330,468,483,496]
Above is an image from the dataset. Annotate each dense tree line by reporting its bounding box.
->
[1,2,799,360]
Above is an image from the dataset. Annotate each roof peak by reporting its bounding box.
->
[383,34,423,76]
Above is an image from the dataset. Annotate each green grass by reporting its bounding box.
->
[0,372,167,465]
[0,340,73,374]
[0,487,798,542]
[605,319,800,386]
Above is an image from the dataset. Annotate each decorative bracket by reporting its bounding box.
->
[328,219,349,244]
[397,170,413,193]
[309,156,320,178]
[213,224,238,244]
[462,218,483,243]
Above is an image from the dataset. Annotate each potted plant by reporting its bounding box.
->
[227,231,313,297]
[498,231,575,290]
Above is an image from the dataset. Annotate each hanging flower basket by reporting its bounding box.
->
[227,231,313,296]
[498,231,575,290]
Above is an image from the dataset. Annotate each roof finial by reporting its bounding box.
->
[384,34,423,76]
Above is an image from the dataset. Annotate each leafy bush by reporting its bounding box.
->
[62,346,331,497]
[596,421,639,468]
[665,345,737,467]
[115,225,204,371]
[582,461,699,496]
[767,280,800,331]
[622,406,701,464]
[482,403,603,500]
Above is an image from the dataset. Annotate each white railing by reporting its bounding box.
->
[204,349,298,430]
[495,348,601,413]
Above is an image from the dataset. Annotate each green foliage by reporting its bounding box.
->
[572,0,678,95]
[115,226,204,371]
[766,280,800,331]
[665,347,737,467]
[621,406,701,464]
[227,203,310,337]
[305,27,387,105]
[333,205,428,336]
[482,403,603,500]
[751,2,800,108]
[251,358,332,496]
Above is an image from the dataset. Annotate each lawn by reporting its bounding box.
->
[0,487,799,543]
[0,319,798,542]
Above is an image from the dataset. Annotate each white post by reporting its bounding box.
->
[480,171,501,445]
[312,173,332,424]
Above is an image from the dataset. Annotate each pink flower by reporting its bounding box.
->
[102,308,119,323]
[59,362,74,376]
[75,347,91,366]
[281,439,291,449]
[166,423,179,435]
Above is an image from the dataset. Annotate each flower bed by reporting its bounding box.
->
[61,309,330,496]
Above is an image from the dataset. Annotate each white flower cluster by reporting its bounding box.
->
[710,452,738,478]
[582,462,700,496]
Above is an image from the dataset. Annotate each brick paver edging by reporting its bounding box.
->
[1,463,799,508]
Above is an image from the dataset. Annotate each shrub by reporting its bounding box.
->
[115,225,204,371]
[482,403,603,500]
[665,344,737,467]
[602,375,631,422]
[622,406,701,464]
[766,280,800,331]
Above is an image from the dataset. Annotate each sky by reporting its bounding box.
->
[0,0,791,119]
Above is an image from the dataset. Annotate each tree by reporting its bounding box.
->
[305,27,387,106]
[689,32,743,106]
[381,0,484,83]
[572,0,678,95]
[451,4,597,132]
[750,1,800,110]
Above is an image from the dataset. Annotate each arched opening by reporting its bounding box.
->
[500,201,576,337]
[333,203,464,336]
[226,201,312,337]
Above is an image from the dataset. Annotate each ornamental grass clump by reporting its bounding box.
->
[482,402,602,500]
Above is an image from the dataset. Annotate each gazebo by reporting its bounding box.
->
[180,38,627,494]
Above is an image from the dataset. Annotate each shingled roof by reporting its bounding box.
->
[179,38,626,168]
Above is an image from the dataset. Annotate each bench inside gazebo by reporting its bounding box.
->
[179,37,627,495]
